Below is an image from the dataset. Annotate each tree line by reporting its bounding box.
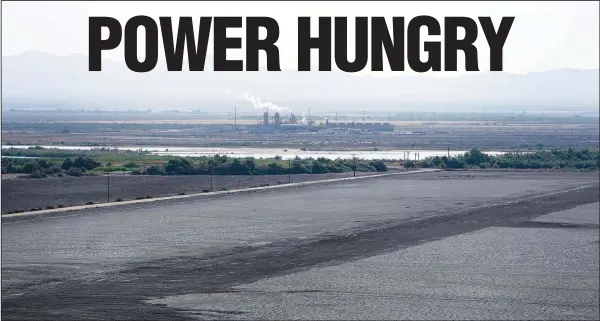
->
[137,155,387,176]
[1,156,104,178]
[1,154,387,177]
[406,148,599,170]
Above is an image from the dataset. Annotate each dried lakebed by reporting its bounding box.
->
[1,171,598,320]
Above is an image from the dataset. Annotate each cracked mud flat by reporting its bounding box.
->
[1,171,599,320]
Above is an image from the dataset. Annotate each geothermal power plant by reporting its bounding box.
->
[250,110,395,133]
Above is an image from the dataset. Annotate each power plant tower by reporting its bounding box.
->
[263,110,269,125]
[274,112,282,126]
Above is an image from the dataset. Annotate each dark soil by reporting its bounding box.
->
[1,171,388,214]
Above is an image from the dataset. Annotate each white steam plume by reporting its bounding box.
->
[226,89,292,113]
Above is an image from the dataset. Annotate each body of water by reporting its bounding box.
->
[1,145,508,160]
[1,156,44,159]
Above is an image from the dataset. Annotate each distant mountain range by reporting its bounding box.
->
[2,51,599,114]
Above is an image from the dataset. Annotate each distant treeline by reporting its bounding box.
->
[1,156,104,178]
[1,153,387,178]
[138,156,387,176]
[4,147,598,179]
[405,148,599,170]
[2,156,110,178]
[1,146,153,158]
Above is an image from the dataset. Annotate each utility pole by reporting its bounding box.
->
[352,154,357,177]
[288,157,291,183]
[448,146,450,157]
[107,171,110,202]
[210,166,214,192]
[234,106,237,127]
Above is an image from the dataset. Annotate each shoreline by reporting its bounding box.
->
[1,144,522,152]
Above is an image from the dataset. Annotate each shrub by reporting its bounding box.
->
[145,166,164,175]
[369,160,388,172]
[115,198,123,202]
[73,157,101,171]
[28,171,47,179]
[123,162,139,168]
[62,157,74,170]
[311,160,328,174]
[23,162,41,174]
[66,167,84,177]
[85,201,94,205]
[48,164,63,174]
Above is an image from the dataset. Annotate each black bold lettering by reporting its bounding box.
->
[444,17,479,71]
[371,17,404,71]
[334,17,368,73]
[407,16,442,72]
[246,17,281,71]
[89,17,122,71]
[479,17,514,71]
[298,17,332,71]
[159,17,212,71]
[213,17,243,71]
[124,16,159,73]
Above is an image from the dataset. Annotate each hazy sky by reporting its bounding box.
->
[2,1,599,76]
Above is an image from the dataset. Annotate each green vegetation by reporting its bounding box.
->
[138,156,387,176]
[413,148,599,170]
[1,154,103,178]
[2,146,167,165]
[6,146,597,179]
[2,147,387,177]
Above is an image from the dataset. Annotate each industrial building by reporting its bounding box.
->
[250,110,395,133]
